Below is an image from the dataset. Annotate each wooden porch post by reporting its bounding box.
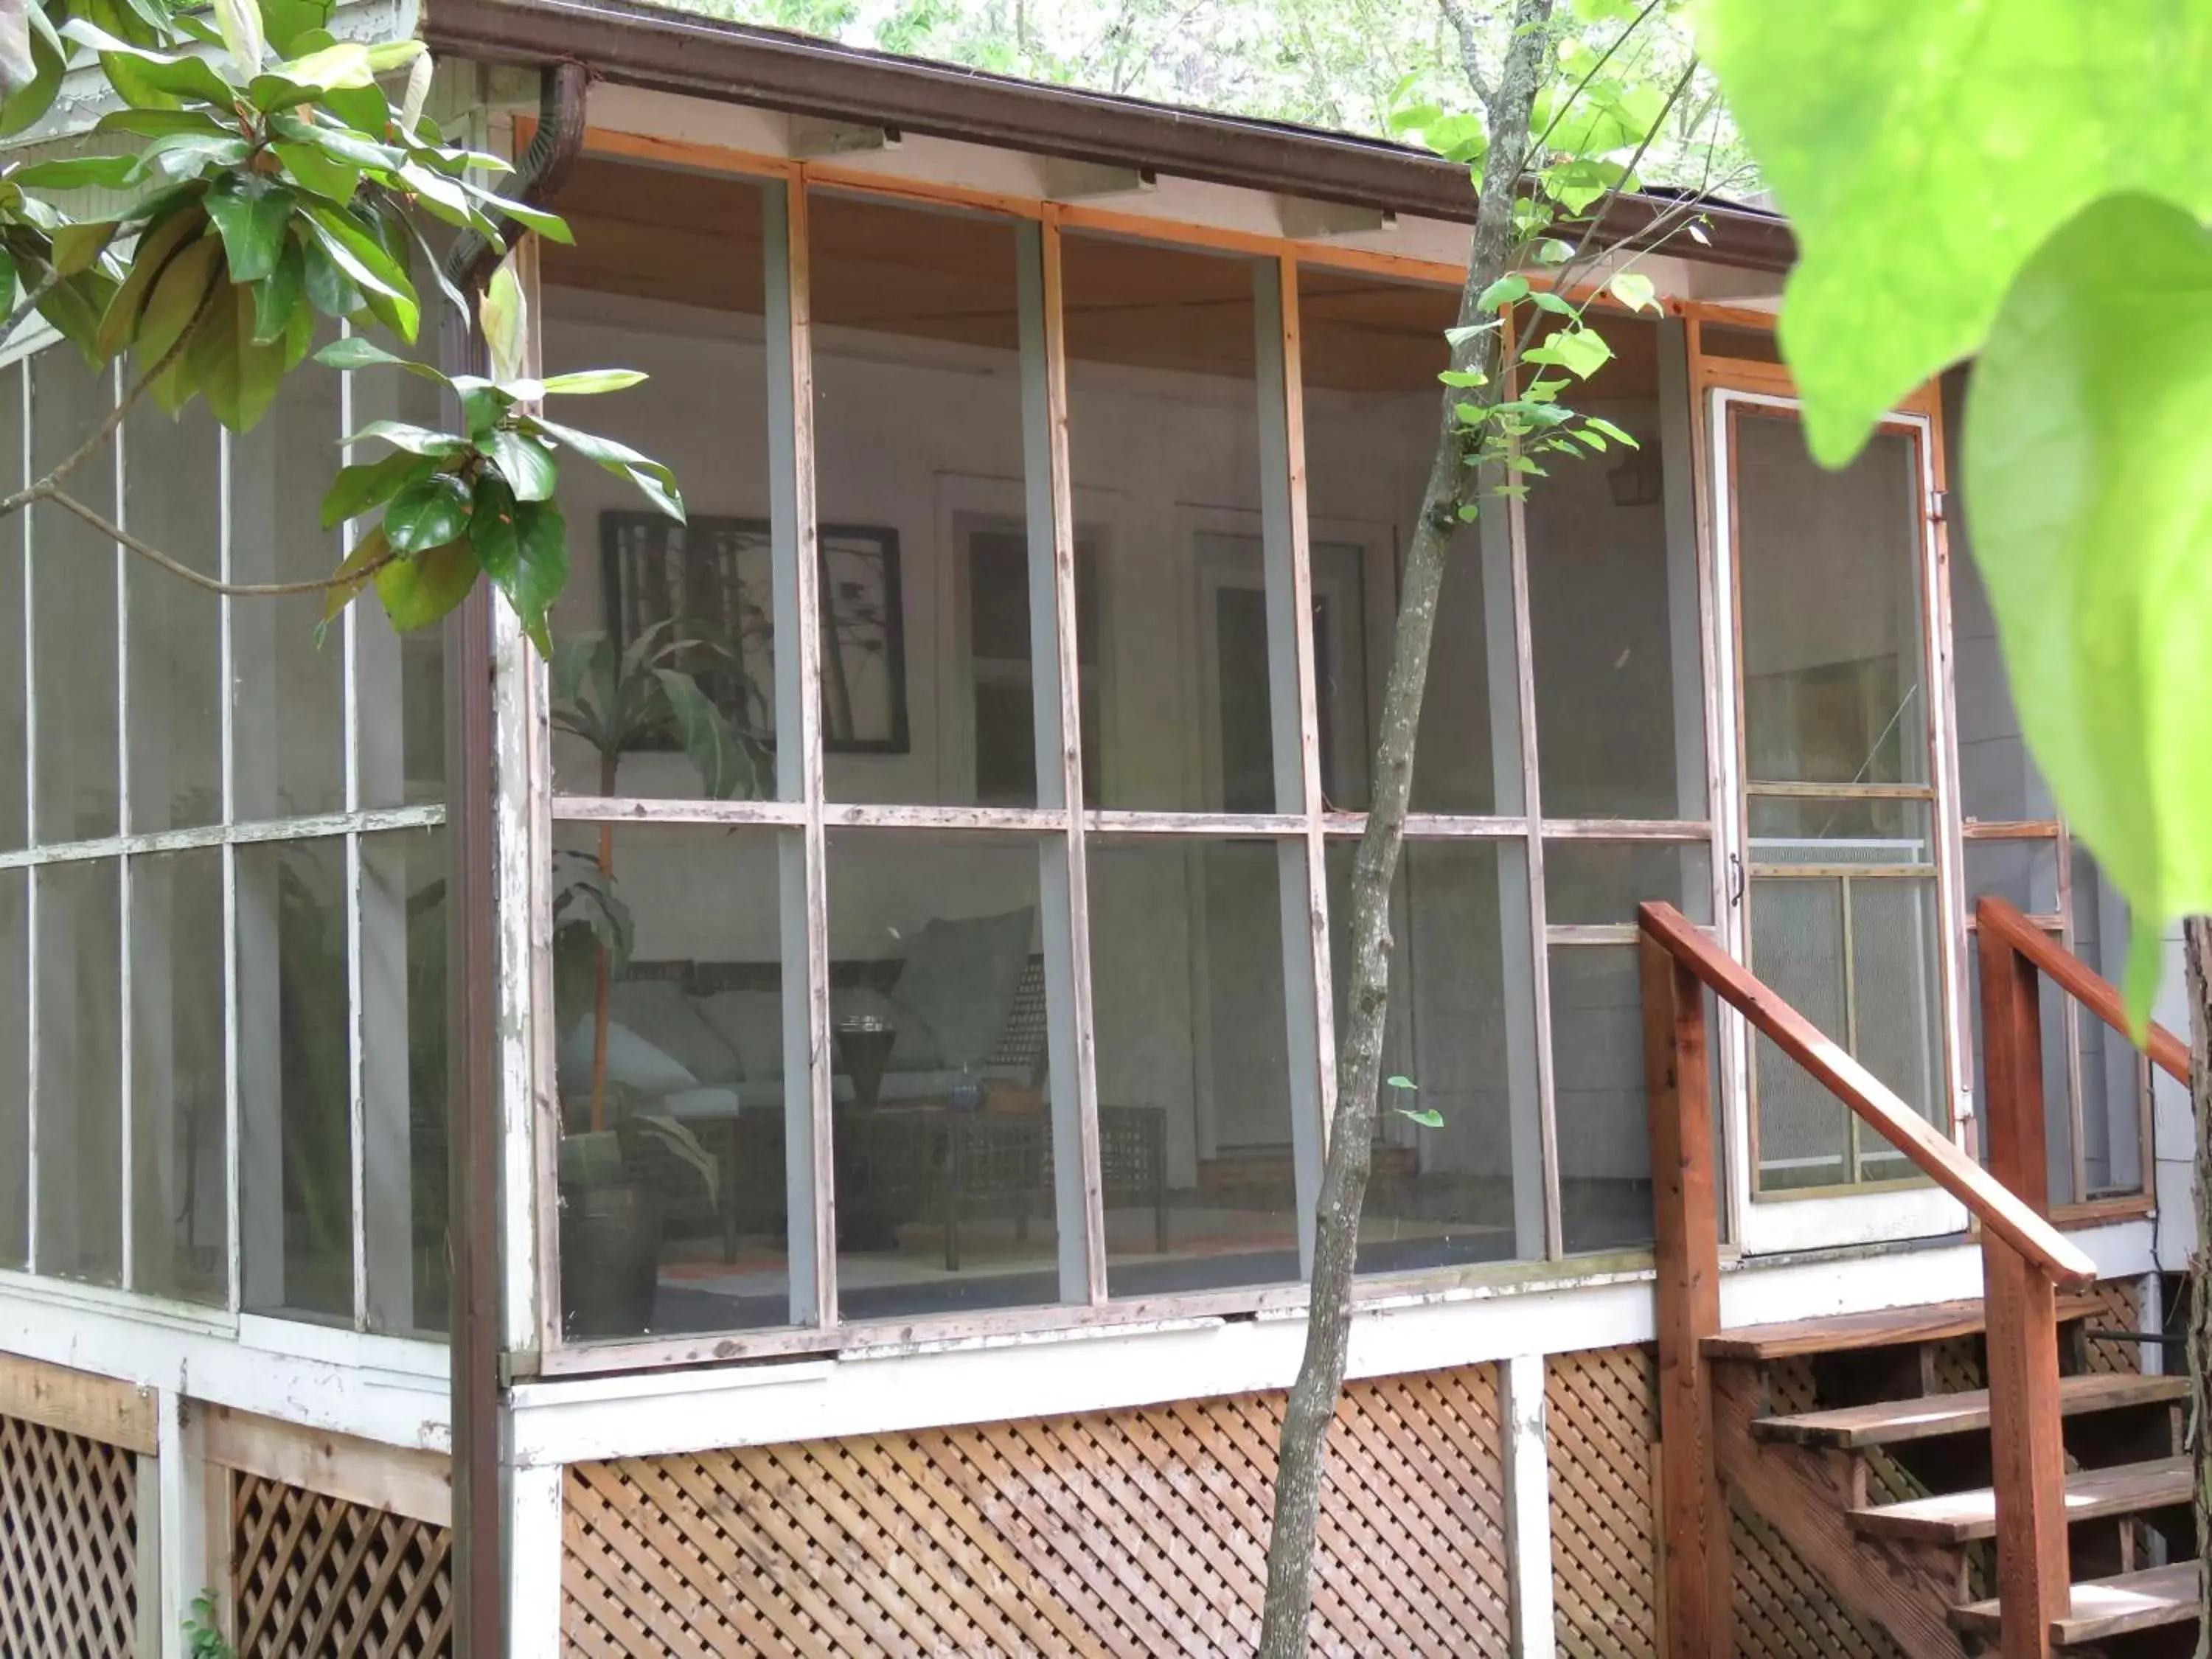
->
[1976,912,2067,1659]
[1641,930,1730,1657]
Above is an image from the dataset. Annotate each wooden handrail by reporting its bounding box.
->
[1977,894,2189,1083]
[1637,901,2098,1290]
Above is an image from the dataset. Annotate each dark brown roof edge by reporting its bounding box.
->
[423,0,1797,275]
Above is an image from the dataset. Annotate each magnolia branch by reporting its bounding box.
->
[0,273,220,522]
[35,483,397,597]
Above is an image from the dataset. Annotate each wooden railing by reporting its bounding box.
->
[1638,900,2112,1659]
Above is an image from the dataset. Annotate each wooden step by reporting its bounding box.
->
[1851,1456,2188,1545]
[1704,1292,2105,1361]
[1951,1561,2202,1644]
[1753,1371,2185,1450]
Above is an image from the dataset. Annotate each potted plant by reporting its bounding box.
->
[549,625,767,1336]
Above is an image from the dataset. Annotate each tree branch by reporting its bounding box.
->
[38,485,397,597]
[1436,0,1494,105]
[0,272,220,522]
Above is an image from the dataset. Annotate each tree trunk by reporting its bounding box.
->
[1254,4,1556,1652]
[2187,917,2211,1659]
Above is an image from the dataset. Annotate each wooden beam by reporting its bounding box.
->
[1979,894,2189,1084]
[0,1352,156,1454]
[1642,934,1729,1658]
[201,1405,453,1527]
[1978,919,2068,1659]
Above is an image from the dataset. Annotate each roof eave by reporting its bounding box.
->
[422,0,1796,275]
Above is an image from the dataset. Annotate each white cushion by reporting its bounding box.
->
[558,1018,699,1099]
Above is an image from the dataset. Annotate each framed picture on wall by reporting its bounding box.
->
[600,512,908,754]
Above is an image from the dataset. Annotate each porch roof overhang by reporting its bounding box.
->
[420,0,1798,276]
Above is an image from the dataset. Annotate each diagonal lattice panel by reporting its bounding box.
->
[563,1365,1512,1657]
[231,1473,453,1658]
[0,1412,139,1659]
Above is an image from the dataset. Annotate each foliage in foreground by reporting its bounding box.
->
[0,0,683,651]
[1694,0,2212,1015]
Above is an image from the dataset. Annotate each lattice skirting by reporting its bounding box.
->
[563,1366,1512,1657]
[0,1412,140,1659]
[231,1473,454,1658]
[1547,1346,1660,1659]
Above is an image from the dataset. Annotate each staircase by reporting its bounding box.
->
[1712,1295,2197,1655]
[1638,896,2198,1659]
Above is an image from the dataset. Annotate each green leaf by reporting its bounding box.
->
[321,446,434,529]
[50,222,119,277]
[487,427,557,501]
[1696,0,2212,467]
[1394,1107,1445,1129]
[95,201,206,359]
[375,535,479,633]
[299,205,417,335]
[259,0,335,58]
[655,664,751,799]
[273,139,360,205]
[476,487,566,656]
[344,417,466,457]
[13,154,141,190]
[1443,320,1502,349]
[300,230,362,316]
[1964,193,2212,1024]
[61,21,240,107]
[1436,369,1488,389]
[480,256,525,383]
[1477,273,1528,313]
[0,28,65,139]
[135,234,224,406]
[540,369,647,396]
[251,236,305,341]
[277,39,372,89]
[204,175,293,283]
[313,333,448,381]
[319,521,391,622]
[1582,414,1636,448]
[1524,288,1574,315]
[1385,1075,1416,1091]
[1545,327,1613,379]
[93,107,232,141]
[1606,271,1657,313]
[383,469,473,554]
[524,414,684,520]
[211,0,265,74]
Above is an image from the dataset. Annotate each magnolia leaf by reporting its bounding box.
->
[1607,270,1657,313]
[0,0,36,91]
[343,418,466,457]
[13,154,140,189]
[1965,193,2212,1022]
[51,221,120,277]
[279,40,372,90]
[259,0,335,58]
[321,446,434,529]
[487,427,557,501]
[480,255,526,384]
[94,202,206,360]
[383,470,473,554]
[375,535,479,633]
[493,494,568,657]
[314,332,448,381]
[320,523,391,623]
[211,0,264,75]
[272,139,359,204]
[540,369,647,396]
[398,50,433,134]
[525,414,684,520]
[1695,0,2212,467]
[204,174,293,283]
